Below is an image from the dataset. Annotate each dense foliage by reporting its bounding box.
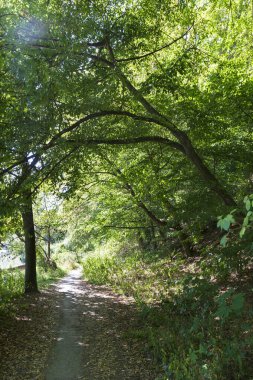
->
[1,0,253,378]
[82,247,253,380]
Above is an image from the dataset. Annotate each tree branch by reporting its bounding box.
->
[0,109,167,177]
[115,27,192,62]
[102,157,168,227]
[43,110,170,151]
[65,136,185,153]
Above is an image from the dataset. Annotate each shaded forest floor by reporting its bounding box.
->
[0,287,60,379]
[0,269,159,380]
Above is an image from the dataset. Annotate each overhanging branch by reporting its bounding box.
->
[64,136,186,154]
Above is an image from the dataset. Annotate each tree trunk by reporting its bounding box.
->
[21,191,38,293]
[47,227,51,260]
[175,130,237,206]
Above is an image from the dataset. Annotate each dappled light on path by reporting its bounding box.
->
[45,269,156,380]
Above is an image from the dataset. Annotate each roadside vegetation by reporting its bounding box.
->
[0,266,66,316]
[82,224,253,380]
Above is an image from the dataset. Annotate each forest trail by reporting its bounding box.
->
[44,269,157,380]
[0,269,158,380]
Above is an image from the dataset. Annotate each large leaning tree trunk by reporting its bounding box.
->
[89,41,236,207]
[116,67,236,207]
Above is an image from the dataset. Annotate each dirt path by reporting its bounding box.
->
[45,269,159,379]
[0,269,159,379]
[44,270,86,380]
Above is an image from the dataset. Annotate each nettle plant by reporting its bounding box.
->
[217,195,253,247]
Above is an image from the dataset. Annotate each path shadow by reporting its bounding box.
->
[45,270,156,380]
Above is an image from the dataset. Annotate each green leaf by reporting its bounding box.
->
[218,214,235,231]
[246,199,251,211]
[243,216,249,227]
[220,234,228,247]
[217,219,223,228]
[222,219,231,231]
[240,227,246,238]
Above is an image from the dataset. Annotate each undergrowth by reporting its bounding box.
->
[82,248,253,380]
[0,266,65,315]
[0,269,24,313]
[37,266,66,289]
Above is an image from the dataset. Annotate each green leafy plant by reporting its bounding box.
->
[217,195,253,246]
[215,290,245,321]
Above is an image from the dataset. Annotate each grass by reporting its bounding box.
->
[0,265,66,315]
[82,248,253,380]
[0,268,24,313]
[82,250,183,303]
[37,266,66,289]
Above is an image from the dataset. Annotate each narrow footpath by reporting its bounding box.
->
[0,269,159,380]
[45,269,157,380]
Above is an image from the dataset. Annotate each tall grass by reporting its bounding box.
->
[37,266,66,288]
[0,269,24,314]
[0,266,66,315]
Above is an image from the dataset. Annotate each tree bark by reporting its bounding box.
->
[21,159,38,294]
[22,190,38,293]
[47,227,51,261]
[174,130,236,206]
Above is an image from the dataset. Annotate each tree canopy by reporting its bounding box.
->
[2,2,253,379]
[1,0,253,284]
